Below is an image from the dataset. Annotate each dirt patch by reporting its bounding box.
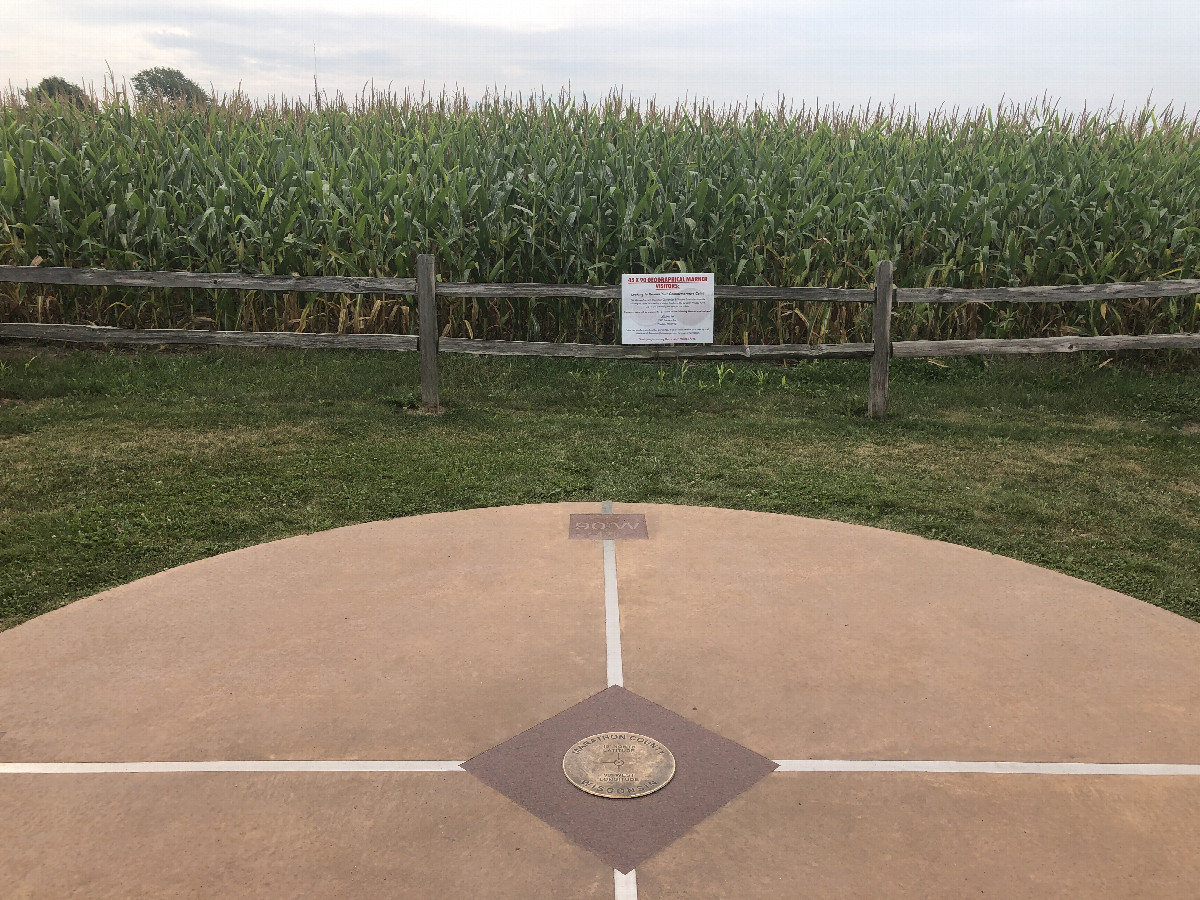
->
[1182,423,1200,434]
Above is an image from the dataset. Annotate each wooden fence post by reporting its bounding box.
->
[417,253,439,412]
[868,259,894,419]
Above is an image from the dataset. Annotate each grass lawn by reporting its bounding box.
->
[1,342,1197,631]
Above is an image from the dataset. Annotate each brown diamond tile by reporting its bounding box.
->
[462,686,777,872]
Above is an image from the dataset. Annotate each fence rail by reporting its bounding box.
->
[0,265,418,295]
[897,279,1200,304]
[6,266,1199,304]
[891,333,1200,357]
[0,323,874,360]
[3,258,1199,417]
[0,322,420,352]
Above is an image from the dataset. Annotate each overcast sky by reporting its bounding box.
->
[5,1,1199,114]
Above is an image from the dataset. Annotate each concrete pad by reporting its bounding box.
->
[614,504,1200,762]
[640,773,1200,899]
[0,773,610,899]
[2,502,1200,896]
[0,503,607,762]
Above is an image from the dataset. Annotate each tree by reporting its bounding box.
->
[132,67,208,105]
[23,76,95,110]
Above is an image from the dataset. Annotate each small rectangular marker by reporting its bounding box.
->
[569,514,648,540]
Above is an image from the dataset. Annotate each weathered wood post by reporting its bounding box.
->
[417,253,439,412]
[868,259,894,419]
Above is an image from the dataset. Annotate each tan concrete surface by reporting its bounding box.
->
[0,503,606,762]
[0,773,610,899]
[3,503,1200,897]
[614,504,1200,762]
[641,773,1200,899]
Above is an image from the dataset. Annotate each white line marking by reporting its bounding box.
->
[7,760,1197,776]
[614,868,637,900]
[0,761,466,774]
[600,501,624,687]
[7,760,1198,776]
[773,760,1200,775]
[603,538,624,687]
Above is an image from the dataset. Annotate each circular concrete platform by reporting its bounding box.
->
[2,503,1200,898]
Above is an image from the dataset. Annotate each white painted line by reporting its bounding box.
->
[773,760,1200,775]
[604,538,624,687]
[599,501,624,686]
[8,760,1197,776]
[614,868,637,900]
[0,761,466,774]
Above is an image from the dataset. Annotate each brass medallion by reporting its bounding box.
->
[563,732,676,799]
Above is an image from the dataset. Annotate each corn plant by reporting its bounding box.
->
[2,88,1197,342]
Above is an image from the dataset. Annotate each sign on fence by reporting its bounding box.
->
[620,274,715,344]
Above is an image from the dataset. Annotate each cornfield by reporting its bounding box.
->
[2,88,1198,344]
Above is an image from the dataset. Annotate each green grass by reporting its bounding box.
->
[1,343,1198,631]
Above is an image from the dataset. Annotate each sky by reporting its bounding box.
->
[5,0,1199,115]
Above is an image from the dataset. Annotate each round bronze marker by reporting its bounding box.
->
[563,732,676,799]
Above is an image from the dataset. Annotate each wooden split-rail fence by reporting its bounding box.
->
[1,255,1198,418]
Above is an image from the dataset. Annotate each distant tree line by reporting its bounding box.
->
[22,68,208,107]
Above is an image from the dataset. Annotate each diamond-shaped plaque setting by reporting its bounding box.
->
[462,686,778,872]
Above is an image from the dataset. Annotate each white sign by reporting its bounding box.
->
[620,273,715,345]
